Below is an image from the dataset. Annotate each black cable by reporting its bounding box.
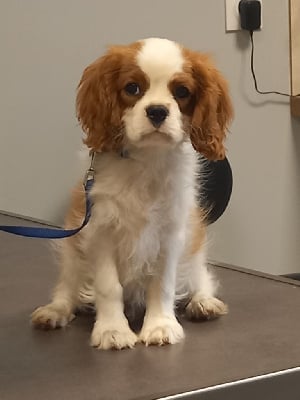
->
[249,31,300,98]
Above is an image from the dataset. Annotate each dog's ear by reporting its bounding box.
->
[76,50,123,152]
[188,52,233,160]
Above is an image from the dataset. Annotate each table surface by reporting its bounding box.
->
[1,213,300,400]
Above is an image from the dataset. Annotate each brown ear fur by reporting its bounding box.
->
[187,52,233,160]
[76,49,124,152]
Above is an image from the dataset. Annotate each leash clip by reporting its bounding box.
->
[84,151,96,186]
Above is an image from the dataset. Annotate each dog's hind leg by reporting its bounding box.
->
[185,248,228,320]
[31,240,82,329]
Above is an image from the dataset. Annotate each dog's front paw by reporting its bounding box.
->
[91,319,137,350]
[139,315,184,346]
[186,296,228,320]
[31,304,75,329]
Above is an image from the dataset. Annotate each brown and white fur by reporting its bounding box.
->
[31,38,233,350]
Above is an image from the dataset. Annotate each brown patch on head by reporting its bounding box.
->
[168,73,196,116]
[76,41,149,152]
[176,48,234,160]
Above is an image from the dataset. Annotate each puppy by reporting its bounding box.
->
[31,38,233,349]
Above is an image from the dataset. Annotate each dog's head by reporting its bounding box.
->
[76,38,233,159]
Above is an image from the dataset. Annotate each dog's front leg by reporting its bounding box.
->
[139,232,185,346]
[90,238,137,350]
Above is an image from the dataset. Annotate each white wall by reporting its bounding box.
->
[208,0,300,275]
[0,0,299,274]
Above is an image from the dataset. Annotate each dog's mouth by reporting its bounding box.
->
[141,130,173,144]
[127,129,181,149]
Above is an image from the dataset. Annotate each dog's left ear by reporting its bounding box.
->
[189,53,233,160]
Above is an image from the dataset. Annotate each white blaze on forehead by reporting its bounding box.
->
[137,38,184,81]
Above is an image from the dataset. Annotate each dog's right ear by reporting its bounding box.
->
[76,50,123,152]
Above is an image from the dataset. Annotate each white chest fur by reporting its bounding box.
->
[85,143,199,284]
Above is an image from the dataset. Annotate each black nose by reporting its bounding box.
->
[146,105,169,127]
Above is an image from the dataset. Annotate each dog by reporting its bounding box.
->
[31,38,233,350]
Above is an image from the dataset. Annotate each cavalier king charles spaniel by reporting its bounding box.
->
[31,38,233,350]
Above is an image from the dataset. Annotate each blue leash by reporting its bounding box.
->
[0,154,95,239]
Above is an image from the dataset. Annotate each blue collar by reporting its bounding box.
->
[120,149,129,158]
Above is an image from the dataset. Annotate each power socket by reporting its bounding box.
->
[225,0,262,32]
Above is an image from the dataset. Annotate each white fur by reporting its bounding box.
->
[123,38,184,146]
[31,38,227,349]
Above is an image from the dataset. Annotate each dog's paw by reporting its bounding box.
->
[185,296,228,320]
[139,315,184,346]
[91,320,137,350]
[31,304,75,329]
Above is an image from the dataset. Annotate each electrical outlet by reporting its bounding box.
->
[225,0,262,32]
[225,0,241,31]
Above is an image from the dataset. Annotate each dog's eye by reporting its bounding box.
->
[174,85,190,99]
[124,82,140,96]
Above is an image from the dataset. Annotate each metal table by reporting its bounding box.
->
[1,214,299,400]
